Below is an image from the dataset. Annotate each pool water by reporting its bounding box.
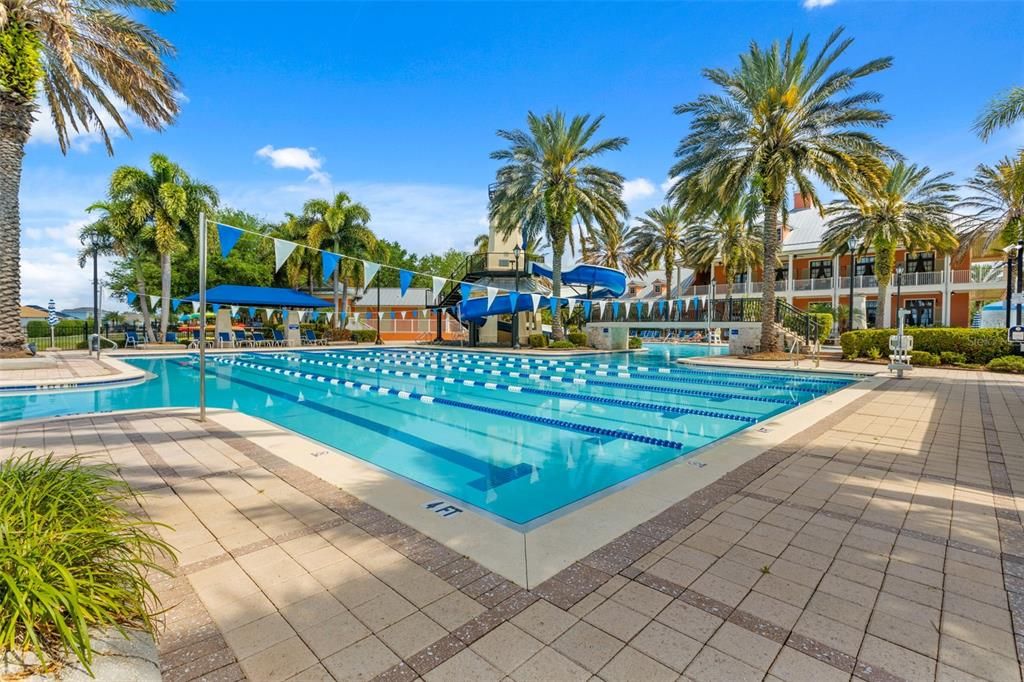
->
[1,344,853,525]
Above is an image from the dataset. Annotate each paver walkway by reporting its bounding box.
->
[3,368,1023,681]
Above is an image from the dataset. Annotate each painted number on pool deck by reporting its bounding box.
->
[424,500,463,518]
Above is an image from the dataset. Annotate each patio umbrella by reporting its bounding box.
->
[47,299,58,348]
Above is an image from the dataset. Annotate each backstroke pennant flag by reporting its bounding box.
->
[548,297,559,317]
[432,276,446,302]
[582,300,592,319]
[274,238,298,272]
[612,301,620,319]
[565,298,576,316]
[191,301,200,313]
[598,300,606,318]
[363,261,381,288]
[321,252,341,283]
[248,307,255,319]
[460,283,473,302]
[149,295,159,309]
[399,269,414,297]
[624,301,632,318]
[127,292,137,305]
[507,291,519,313]
[486,287,498,311]
[264,308,274,320]
[217,223,243,258]
[230,305,239,317]
[530,294,541,313]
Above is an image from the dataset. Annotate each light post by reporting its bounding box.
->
[1017,240,1023,327]
[512,244,522,349]
[1005,244,1016,329]
[895,262,904,328]
[847,236,860,331]
[91,235,100,358]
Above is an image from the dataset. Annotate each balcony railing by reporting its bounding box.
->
[792,277,835,291]
[677,268,997,296]
[950,268,1006,285]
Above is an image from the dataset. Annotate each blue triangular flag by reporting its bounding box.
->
[217,223,243,258]
[390,311,396,319]
[310,311,319,321]
[399,269,414,297]
[612,302,620,319]
[659,300,666,316]
[171,299,181,312]
[411,310,418,318]
[548,297,559,316]
[693,296,700,310]
[321,251,341,283]
[127,292,137,305]
[248,307,255,319]
[212,304,221,313]
[507,292,519,313]
[583,300,592,319]
[341,311,348,321]
[460,283,473,302]
[365,311,372,319]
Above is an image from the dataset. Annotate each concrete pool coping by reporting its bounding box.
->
[0,354,146,392]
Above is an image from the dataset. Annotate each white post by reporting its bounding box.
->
[199,212,207,422]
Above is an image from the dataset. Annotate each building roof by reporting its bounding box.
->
[183,285,333,308]
[624,269,695,299]
[19,306,48,319]
[781,208,831,254]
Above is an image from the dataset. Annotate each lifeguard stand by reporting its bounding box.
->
[888,309,913,378]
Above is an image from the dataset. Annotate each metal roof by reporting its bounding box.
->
[183,285,333,308]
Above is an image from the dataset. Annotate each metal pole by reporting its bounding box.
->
[896,272,902,328]
[513,252,520,349]
[1007,250,1014,329]
[92,248,99,358]
[1017,241,1023,326]
[198,212,207,422]
[848,251,855,331]
[375,279,383,345]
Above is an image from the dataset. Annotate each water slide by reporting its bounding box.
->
[457,262,626,322]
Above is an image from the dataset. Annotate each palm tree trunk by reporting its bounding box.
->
[0,94,33,353]
[159,252,171,341]
[664,253,673,302]
[134,267,156,342]
[760,206,780,352]
[874,240,896,329]
[551,242,564,341]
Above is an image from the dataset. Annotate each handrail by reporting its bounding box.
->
[437,251,544,307]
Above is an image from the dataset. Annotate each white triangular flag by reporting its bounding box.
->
[432,276,446,301]
[668,300,674,314]
[274,238,298,272]
[191,301,200,313]
[486,287,498,310]
[149,295,159,309]
[264,308,274,320]
[624,301,632,318]
[530,294,541,313]
[265,395,274,407]
[565,298,576,315]
[378,311,385,319]
[363,261,381,288]
[683,299,689,312]
[325,312,333,322]
[230,305,239,317]
[401,310,408,319]
[298,310,307,321]
[598,301,607,317]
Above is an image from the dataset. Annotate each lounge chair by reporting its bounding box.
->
[165,331,179,344]
[272,330,286,346]
[188,330,211,349]
[251,332,270,347]
[303,329,327,346]
[218,332,233,348]
[125,330,141,348]
[233,330,252,347]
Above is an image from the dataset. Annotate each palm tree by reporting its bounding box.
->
[631,205,689,300]
[669,28,892,351]
[473,233,489,255]
[272,216,316,292]
[584,221,644,277]
[305,193,374,327]
[955,156,1024,254]
[490,111,628,339]
[822,162,958,328]
[685,195,763,302]
[0,1,179,352]
[975,86,1024,142]
[78,200,159,341]
[109,154,218,341]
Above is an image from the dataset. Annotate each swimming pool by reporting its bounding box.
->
[1,344,854,525]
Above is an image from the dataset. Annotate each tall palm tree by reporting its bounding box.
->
[631,205,689,300]
[305,192,374,327]
[78,200,158,341]
[975,86,1024,142]
[272,216,315,292]
[490,111,628,339]
[0,0,179,352]
[822,162,958,328]
[584,221,644,277]
[685,195,763,302]
[955,156,1024,254]
[669,28,892,351]
[109,154,217,341]
[473,233,489,255]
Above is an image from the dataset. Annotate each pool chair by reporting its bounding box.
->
[233,330,252,347]
[217,332,233,348]
[251,332,270,347]
[188,330,211,349]
[272,330,286,346]
[165,331,179,344]
[125,330,141,348]
[303,329,327,346]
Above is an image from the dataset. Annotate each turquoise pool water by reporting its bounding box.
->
[0,344,853,524]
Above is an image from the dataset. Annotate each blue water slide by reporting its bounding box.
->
[459,291,540,322]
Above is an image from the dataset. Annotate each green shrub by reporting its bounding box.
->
[549,340,576,349]
[866,347,882,360]
[840,328,1011,364]
[351,330,378,343]
[910,350,940,366]
[0,453,173,673]
[782,312,832,344]
[528,334,548,348]
[939,351,966,365]
[567,332,588,347]
[26,319,88,338]
[629,337,642,349]
[988,355,1024,373]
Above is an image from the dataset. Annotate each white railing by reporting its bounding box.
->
[950,268,1006,285]
[792,277,836,291]
[897,271,943,286]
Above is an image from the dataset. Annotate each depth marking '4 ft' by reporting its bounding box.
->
[424,500,463,518]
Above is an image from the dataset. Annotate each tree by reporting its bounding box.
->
[685,195,763,302]
[473,233,489,255]
[78,200,159,341]
[669,28,892,351]
[0,0,179,352]
[975,86,1024,142]
[631,205,689,300]
[490,111,628,339]
[583,221,643,277]
[305,193,374,327]
[271,216,315,292]
[109,154,217,341]
[822,162,958,328]
[955,156,1024,254]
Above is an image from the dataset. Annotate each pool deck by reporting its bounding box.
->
[4,366,1024,681]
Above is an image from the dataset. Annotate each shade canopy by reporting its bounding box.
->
[183,285,332,308]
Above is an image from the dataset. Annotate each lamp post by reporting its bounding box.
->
[847,236,860,331]
[1017,240,1023,327]
[1006,244,1016,329]
[895,262,904,328]
[512,244,522,349]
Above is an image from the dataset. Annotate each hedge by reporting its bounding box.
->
[26,319,88,338]
[528,334,547,348]
[351,330,378,343]
[567,332,588,347]
[840,328,1011,364]
[549,340,576,349]
[628,337,642,349]
[989,356,1024,373]
[782,312,832,344]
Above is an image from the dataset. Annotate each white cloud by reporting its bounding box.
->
[256,145,330,184]
[803,0,837,8]
[622,178,656,203]
[660,177,678,195]
[28,97,141,153]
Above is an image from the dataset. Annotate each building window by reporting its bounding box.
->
[905,299,935,327]
[775,266,788,282]
[733,272,748,284]
[809,259,832,279]
[855,256,875,277]
[627,286,638,297]
[865,300,878,327]
[653,283,662,295]
[905,251,935,273]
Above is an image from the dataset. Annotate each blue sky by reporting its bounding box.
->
[20,0,1024,308]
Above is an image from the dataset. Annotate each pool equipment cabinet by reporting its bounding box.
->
[888,309,913,379]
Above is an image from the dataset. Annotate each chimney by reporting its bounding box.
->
[792,192,812,211]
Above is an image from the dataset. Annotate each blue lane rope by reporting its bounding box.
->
[268,353,761,421]
[202,355,693,449]
[308,351,794,408]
